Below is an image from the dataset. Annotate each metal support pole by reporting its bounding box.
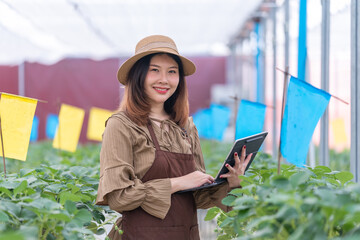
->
[262,18,267,105]
[279,0,290,166]
[18,62,25,96]
[229,43,238,140]
[307,56,316,168]
[320,0,330,166]
[284,0,290,68]
[237,40,244,98]
[351,0,360,182]
[272,5,278,162]
[228,44,237,86]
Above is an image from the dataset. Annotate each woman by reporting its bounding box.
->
[96,35,251,240]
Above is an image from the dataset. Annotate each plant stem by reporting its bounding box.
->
[39,216,48,240]
[42,223,52,240]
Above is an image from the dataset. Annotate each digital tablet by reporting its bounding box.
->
[177,131,268,193]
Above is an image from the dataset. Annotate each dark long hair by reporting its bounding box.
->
[119,53,189,127]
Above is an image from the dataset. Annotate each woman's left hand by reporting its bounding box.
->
[219,145,253,188]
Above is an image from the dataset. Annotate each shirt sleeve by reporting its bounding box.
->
[187,117,233,212]
[95,116,172,219]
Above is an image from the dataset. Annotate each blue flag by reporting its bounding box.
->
[193,104,230,141]
[30,116,39,142]
[46,114,59,139]
[280,77,331,167]
[193,108,212,139]
[210,104,231,141]
[235,100,266,139]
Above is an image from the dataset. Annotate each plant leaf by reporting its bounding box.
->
[289,171,310,188]
[0,180,19,189]
[91,209,105,224]
[0,187,12,198]
[71,209,92,227]
[0,210,9,222]
[270,175,292,191]
[14,180,28,196]
[66,183,80,194]
[19,169,35,177]
[204,207,220,221]
[0,201,21,217]
[96,227,105,235]
[49,211,71,222]
[0,232,24,240]
[222,195,236,206]
[44,184,65,194]
[335,171,354,185]
[59,191,82,205]
[65,200,77,214]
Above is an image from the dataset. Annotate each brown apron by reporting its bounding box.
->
[113,121,200,240]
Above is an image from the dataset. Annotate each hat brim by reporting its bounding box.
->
[117,48,196,85]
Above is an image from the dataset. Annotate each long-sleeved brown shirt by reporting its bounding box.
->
[96,112,232,219]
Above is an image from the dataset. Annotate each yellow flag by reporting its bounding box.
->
[87,107,113,141]
[331,118,347,145]
[53,104,85,152]
[0,93,38,161]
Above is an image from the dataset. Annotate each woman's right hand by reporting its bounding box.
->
[170,171,214,193]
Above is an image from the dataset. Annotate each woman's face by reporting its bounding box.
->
[144,54,180,108]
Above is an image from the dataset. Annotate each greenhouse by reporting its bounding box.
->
[1,0,360,239]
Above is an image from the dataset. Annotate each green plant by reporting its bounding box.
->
[201,140,235,177]
[0,141,115,239]
[205,153,360,240]
[1,140,355,239]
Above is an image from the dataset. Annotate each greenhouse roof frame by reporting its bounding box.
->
[0,0,262,65]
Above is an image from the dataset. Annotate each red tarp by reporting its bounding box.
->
[0,65,18,94]
[0,56,226,142]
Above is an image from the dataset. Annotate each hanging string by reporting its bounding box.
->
[276,67,349,105]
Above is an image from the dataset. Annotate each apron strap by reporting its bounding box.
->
[147,121,161,150]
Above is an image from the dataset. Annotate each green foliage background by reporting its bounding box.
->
[202,141,358,240]
[0,139,355,240]
[0,141,114,240]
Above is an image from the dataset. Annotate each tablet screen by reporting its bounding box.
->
[214,131,268,182]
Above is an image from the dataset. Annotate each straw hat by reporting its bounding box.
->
[117,35,196,85]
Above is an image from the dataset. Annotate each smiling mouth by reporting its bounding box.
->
[153,87,169,94]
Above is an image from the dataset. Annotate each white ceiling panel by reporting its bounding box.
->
[0,0,262,65]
